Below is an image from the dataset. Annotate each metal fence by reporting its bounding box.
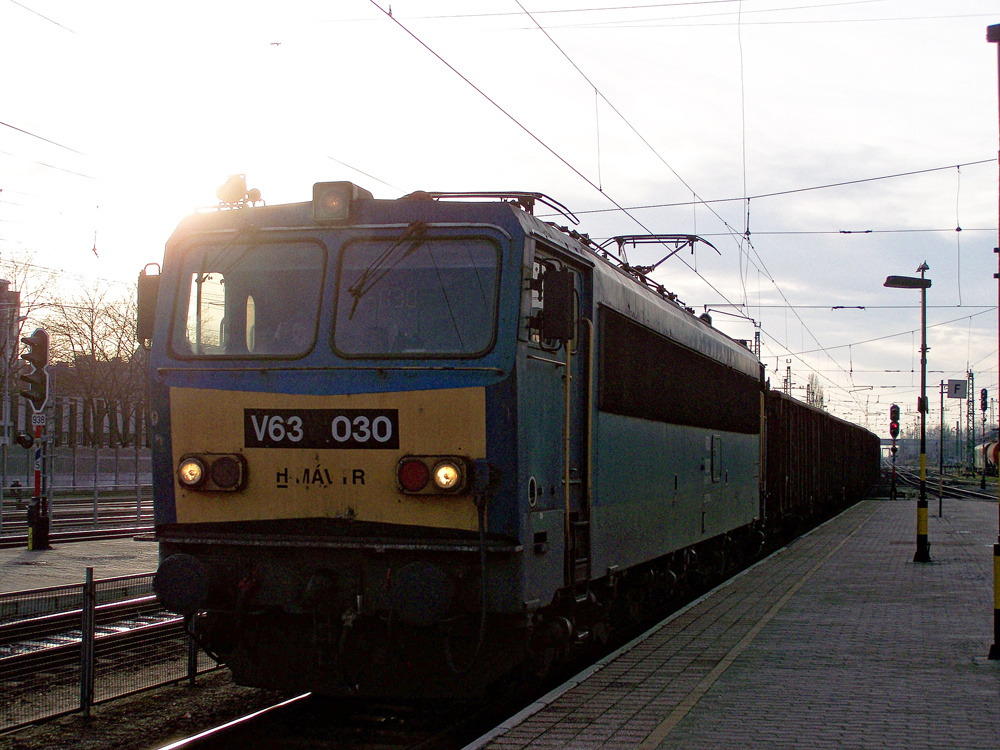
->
[0,569,218,733]
[2,445,152,491]
[0,446,153,536]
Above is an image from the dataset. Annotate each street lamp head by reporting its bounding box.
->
[884,275,932,289]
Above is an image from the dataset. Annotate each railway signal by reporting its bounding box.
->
[19,328,50,550]
[889,404,899,502]
[19,328,49,413]
[982,389,989,490]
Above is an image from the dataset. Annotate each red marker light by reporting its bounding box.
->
[398,459,430,492]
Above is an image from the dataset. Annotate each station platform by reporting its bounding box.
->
[0,535,158,593]
[467,498,1000,750]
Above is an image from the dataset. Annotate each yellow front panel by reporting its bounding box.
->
[170,386,486,530]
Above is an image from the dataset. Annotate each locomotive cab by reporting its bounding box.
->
[148,183,544,696]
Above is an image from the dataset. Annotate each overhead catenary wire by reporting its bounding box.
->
[778,308,997,358]
[349,1,977,26]
[0,121,85,156]
[509,0,862,408]
[511,0,748,249]
[737,0,749,309]
[533,10,999,31]
[757,305,1000,407]
[8,0,75,33]
[370,0,981,413]
[368,0,743,315]
[564,158,996,402]
[513,0,846,388]
[955,165,962,306]
[0,149,95,180]
[507,32,992,402]
[567,158,996,216]
[0,257,133,291]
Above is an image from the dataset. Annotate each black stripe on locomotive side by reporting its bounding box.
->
[598,307,760,434]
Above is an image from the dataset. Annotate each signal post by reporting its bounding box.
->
[981,388,989,490]
[20,329,50,551]
[889,404,899,502]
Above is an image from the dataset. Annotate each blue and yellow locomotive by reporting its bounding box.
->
[144,182,877,698]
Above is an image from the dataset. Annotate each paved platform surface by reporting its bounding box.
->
[469,498,1000,750]
[0,536,158,593]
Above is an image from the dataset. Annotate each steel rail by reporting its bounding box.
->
[154,694,313,750]
[891,467,997,501]
[1,615,186,677]
[0,594,162,642]
[0,526,154,549]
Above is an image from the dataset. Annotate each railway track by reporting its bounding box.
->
[0,526,154,549]
[889,466,998,502]
[154,692,490,750]
[151,686,534,750]
[0,490,154,548]
[0,593,182,678]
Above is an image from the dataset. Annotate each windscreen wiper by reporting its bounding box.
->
[347,221,428,319]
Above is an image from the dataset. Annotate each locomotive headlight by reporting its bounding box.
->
[397,456,468,494]
[178,457,206,488]
[177,453,247,492]
[432,460,462,491]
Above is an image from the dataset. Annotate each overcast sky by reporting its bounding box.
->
[1,0,999,437]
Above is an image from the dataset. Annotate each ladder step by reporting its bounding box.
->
[570,518,591,594]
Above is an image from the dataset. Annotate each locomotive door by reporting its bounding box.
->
[525,251,592,597]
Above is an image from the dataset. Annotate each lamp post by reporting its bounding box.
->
[985,21,1000,660]
[884,263,932,563]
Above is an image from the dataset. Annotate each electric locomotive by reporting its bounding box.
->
[143,181,865,698]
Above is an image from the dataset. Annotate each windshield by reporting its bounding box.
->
[171,239,326,358]
[334,235,499,357]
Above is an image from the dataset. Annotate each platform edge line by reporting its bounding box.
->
[636,504,879,750]
[460,500,877,750]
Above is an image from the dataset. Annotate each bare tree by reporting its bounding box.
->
[0,252,60,455]
[42,282,145,446]
[0,251,59,374]
[806,373,825,410]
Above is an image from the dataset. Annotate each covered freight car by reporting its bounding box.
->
[764,388,880,531]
